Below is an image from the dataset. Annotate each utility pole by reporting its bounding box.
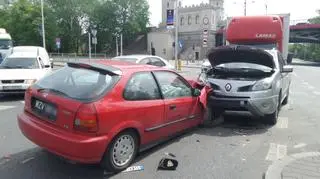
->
[41,0,46,49]
[265,0,268,15]
[120,34,123,56]
[244,0,247,16]
[116,36,119,56]
[88,32,91,59]
[174,0,179,69]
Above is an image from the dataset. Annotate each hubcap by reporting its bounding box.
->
[112,135,135,167]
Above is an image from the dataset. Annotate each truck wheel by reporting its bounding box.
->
[264,93,281,125]
[101,130,139,173]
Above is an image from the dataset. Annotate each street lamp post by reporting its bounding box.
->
[174,0,179,70]
[91,26,97,57]
[41,0,46,49]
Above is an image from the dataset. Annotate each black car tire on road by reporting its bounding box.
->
[101,130,139,173]
[264,93,281,125]
[282,90,289,105]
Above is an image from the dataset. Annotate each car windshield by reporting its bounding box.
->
[34,66,119,100]
[112,57,138,62]
[0,57,39,69]
[0,39,12,49]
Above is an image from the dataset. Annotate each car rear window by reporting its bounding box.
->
[113,57,138,62]
[34,66,120,100]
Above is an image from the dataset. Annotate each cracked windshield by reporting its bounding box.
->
[0,0,320,178]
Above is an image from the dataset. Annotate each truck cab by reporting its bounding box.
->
[0,28,13,60]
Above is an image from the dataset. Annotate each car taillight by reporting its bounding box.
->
[74,104,98,133]
[24,87,32,110]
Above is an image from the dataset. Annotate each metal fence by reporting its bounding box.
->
[49,53,112,63]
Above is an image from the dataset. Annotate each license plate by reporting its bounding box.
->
[35,100,46,111]
[3,86,22,90]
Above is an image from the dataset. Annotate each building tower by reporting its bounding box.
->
[209,0,224,23]
[162,0,177,25]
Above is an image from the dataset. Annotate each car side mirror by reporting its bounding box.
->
[192,88,201,97]
[282,65,293,73]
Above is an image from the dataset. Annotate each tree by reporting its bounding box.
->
[0,0,58,50]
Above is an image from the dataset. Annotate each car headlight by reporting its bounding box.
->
[25,79,37,84]
[251,79,272,91]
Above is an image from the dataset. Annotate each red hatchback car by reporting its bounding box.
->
[17,60,204,172]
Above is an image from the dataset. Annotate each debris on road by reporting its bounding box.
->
[122,165,144,173]
[21,157,34,164]
[293,143,307,149]
[196,140,200,143]
[165,152,176,158]
[230,143,237,146]
[3,154,11,160]
[246,139,250,142]
[157,158,178,171]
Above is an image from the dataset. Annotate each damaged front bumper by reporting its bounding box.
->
[207,94,278,117]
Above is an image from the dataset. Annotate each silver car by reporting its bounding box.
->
[202,45,293,125]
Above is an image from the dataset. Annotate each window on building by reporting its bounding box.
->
[195,15,200,24]
[180,16,184,26]
[188,16,192,25]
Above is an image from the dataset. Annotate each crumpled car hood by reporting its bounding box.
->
[207,45,275,68]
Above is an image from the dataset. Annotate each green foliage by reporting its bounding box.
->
[0,0,149,53]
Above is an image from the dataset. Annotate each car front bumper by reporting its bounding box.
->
[0,83,31,94]
[208,94,278,117]
[18,112,110,163]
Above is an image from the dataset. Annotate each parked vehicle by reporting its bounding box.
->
[112,55,175,70]
[17,60,203,172]
[204,45,293,125]
[0,52,53,94]
[0,28,13,59]
[12,46,53,68]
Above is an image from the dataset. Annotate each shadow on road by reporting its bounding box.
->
[196,115,272,137]
[0,94,24,102]
[0,116,270,179]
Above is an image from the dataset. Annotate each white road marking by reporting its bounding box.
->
[276,117,288,129]
[0,106,16,111]
[307,85,315,90]
[313,91,320,96]
[292,72,298,77]
[265,143,287,161]
[293,143,307,149]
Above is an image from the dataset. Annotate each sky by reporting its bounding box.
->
[147,0,320,26]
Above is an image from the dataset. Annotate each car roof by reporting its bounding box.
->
[70,59,168,74]
[7,52,38,58]
[114,55,161,60]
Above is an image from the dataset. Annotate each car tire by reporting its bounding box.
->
[264,93,281,125]
[282,90,289,105]
[101,130,139,173]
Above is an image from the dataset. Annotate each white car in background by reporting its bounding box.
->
[12,46,53,68]
[112,55,175,70]
[0,52,52,94]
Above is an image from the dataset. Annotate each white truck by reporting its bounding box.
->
[0,28,13,61]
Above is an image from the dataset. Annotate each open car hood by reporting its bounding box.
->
[207,45,275,68]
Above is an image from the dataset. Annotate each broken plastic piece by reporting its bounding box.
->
[165,152,176,158]
[157,158,178,171]
[122,165,144,173]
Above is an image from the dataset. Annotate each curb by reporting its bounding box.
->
[265,152,320,179]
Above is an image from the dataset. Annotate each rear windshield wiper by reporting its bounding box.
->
[37,88,71,98]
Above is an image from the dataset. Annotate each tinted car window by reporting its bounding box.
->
[139,58,151,64]
[123,72,161,101]
[0,57,39,69]
[154,71,192,99]
[150,57,166,67]
[35,66,118,100]
[113,57,138,62]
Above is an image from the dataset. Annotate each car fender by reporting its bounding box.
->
[107,120,144,144]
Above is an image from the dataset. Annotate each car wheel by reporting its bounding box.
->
[282,90,289,105]
[101,130,139,173]
[264,93,281,125]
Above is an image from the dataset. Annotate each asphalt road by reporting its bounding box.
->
[1,61,320,179]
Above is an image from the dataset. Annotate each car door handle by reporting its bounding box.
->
[169,105,176,110]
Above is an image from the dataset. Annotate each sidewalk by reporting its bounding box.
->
[168,60,202,68]
[265,152,320,179]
